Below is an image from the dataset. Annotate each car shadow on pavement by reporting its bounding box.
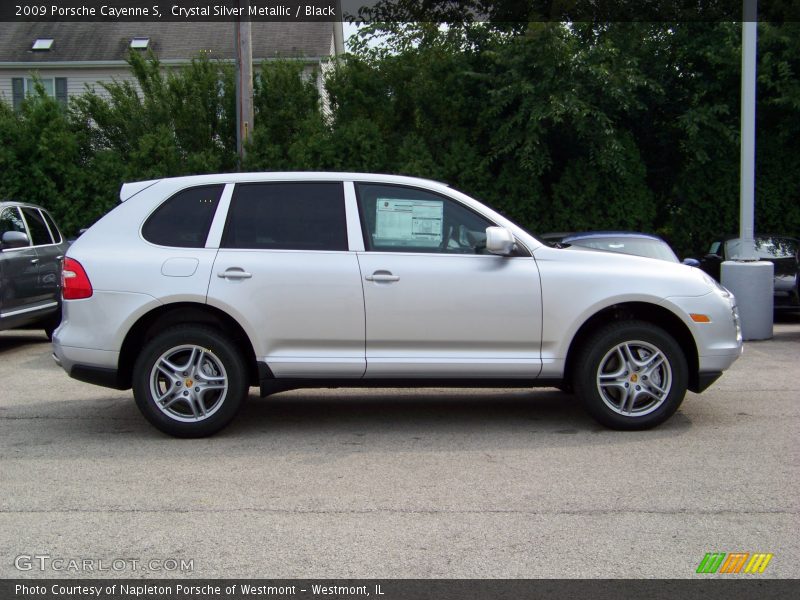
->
[2,388,693,451]
[0,330,49,353]
[235,389,590,431]
[774,311,800,324]
[220,388,694,443]
[771,328,800,343]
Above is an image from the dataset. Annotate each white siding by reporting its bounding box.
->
[0,72,8,103]
[0,67,137,106]
[1,56,332,110]
[314,32,338,120]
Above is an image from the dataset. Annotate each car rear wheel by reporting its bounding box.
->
[42,311,61,340]
[574,320,688,430]
[132,325,248,437]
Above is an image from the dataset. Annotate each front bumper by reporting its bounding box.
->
[693,371,724,393]
[662,291,743,393]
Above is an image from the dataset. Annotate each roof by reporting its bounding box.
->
[120,172,453,201]
[563,231,665,242]
[719,234,799,243]
[0,200,51,211]
[538,231,666,244]
[0,22,338,65]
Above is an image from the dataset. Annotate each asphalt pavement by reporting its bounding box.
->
[1,317,798,579]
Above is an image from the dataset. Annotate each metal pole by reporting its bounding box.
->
[235,0,254,161]
[739,1,757,260]
[722,0,773,340]
[333,1,345,56]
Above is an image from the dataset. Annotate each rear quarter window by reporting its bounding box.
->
[41,210,63,244]
[142,185,224,248]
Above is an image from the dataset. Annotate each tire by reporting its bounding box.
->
[132,325,248,437]
[42,310,62,341]
[573,320,688,430]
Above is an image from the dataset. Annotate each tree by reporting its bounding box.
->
[72,50,238,179]
[243,60,333,171]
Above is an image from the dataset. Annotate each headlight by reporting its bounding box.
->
[715,281,733,299]
[732,302,743,344]
[701,272,733,299]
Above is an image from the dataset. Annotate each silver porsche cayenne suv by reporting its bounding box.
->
[52,173,742,437]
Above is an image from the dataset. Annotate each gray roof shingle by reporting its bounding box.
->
[0,22,335,63]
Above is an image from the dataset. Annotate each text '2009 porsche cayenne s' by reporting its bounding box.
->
[52,173,742,437]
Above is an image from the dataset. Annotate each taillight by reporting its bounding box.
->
[62,257,93,300]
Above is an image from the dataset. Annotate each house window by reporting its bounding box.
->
[12,77,68,110]
[32,38,54,51]
[25,78,55,97]
[130,37,150,49]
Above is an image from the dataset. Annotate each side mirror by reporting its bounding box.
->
[0,230,30,250]
[682,258,701,267]
[485,226,516,256]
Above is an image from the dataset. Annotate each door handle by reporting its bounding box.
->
[30,258,39,264]
[217,268,252,280]
[56,255,64,260]
[365,271,400,283]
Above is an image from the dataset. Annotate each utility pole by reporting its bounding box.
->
[333,1,345,56]
[235,0,254,162]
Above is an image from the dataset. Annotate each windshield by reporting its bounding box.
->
[725,237,798,260]
[567,236,680,262]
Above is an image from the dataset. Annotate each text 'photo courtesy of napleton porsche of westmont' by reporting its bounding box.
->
[52,173,742,437]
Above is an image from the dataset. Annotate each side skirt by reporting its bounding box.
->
[258,361,560,397]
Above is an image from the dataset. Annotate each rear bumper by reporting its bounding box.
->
[52,333,127,389]
[72,364,126,389]
[52,351,127,390]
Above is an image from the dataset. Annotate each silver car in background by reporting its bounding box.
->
[52,173,742,437]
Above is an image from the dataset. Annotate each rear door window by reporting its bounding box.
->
[21,207,54,246]
[222,182,347,251]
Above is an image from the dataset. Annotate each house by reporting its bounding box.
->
[0,21,344,109]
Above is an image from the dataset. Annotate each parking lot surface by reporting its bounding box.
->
[1,319,798,579]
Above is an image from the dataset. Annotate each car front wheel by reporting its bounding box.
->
[132,325,248,437]
[574,320,688,430]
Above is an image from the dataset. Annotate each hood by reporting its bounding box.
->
[535,243,715,298]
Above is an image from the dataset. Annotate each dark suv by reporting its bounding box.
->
[0,201,69,338]
[699,236,800,310]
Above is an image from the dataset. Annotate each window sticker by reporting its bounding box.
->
[374,198,443,246]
